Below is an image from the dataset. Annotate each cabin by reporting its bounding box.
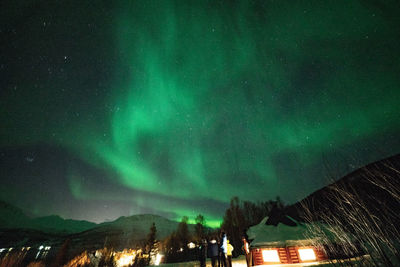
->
[247,216,330,265]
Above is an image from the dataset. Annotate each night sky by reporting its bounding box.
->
[1,0,399,227]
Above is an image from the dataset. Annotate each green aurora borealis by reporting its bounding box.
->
[1,0,399,226]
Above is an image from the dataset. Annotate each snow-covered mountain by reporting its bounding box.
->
[0,200,97,234]
[99,214,192,240]
[65,214,195,252]
[0,202,194,250]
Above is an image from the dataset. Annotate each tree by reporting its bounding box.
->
[147,222,157,250]
[221,196,286,257]
[165,216,192,263]
[221,197,246,257]
[164,232,179,262]
[146,222,158,266]
[176,216,190,248]
[51,239,70,267]
[195,214,206,241]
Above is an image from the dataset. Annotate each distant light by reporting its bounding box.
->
[45,246,51,250]
[187,242,196,249]
[298,248,316,261]
[95,250,102,257]
[262,249,280,263]
[39,245,44,250]
[115,253,135,267]
[8,247,13,252]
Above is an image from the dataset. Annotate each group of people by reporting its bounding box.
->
[198,232,251,267]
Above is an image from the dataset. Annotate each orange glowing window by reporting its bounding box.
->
[262,249,280,263]
[298,248,316,262]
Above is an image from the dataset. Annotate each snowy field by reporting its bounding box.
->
[149,256,247,267]
[149,255,339,267]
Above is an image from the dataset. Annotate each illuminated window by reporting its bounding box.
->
[298,248,316,261]
[262,249,280,263]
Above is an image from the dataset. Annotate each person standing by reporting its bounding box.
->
[226,240,234,267]
[242,236,251,267]
[220,232,228,267]
[208,238,219,267]
[217,237,222,267]
[199,239,207,267]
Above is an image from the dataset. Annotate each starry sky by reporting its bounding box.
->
[0,0,399,227]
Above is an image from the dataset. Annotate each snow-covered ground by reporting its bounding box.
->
[150,256,372,267]
[150,255,369,267]
[149,254,372,267]
[149,255,248,267]
[149,255,333,267]
[151,259,333,267]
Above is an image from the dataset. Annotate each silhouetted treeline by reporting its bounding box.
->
[164,216,200,263]
[163,196,285,262]
[221,196,285,257]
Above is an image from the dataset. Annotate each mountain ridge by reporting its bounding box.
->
[0,200,98,234]
[0,202,196,250]
[268,153,400,226]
